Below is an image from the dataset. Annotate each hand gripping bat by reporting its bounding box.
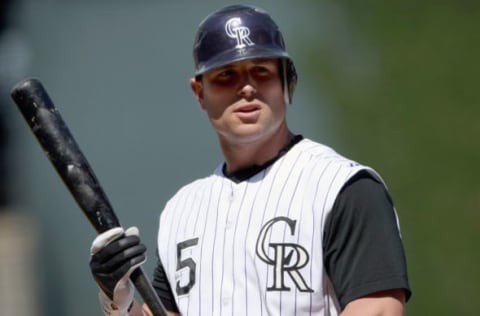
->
[10,78,167,316]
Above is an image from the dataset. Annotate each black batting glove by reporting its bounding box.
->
[89,227,147,313]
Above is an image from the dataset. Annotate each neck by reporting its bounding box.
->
[219,125,293,174]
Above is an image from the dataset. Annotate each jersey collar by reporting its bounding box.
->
[222,134,304,183]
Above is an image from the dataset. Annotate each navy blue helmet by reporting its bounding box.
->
[192,5,298,103]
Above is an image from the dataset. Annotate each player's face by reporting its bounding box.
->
[190,58,287,145]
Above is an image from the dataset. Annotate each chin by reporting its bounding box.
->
[227,128,275,144]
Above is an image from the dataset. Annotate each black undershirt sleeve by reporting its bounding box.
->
[323,171,411,309]
[152,257,180,313]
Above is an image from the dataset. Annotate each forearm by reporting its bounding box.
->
[140,303,180,316]
[127,301,146,316]
[340,289,405,316]
[111,300,155,316]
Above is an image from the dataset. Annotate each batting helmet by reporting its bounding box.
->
[192,5,298,103]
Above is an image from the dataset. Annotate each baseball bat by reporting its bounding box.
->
[10,78,167,316]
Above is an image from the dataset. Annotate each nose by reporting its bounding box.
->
[238,82,257,100]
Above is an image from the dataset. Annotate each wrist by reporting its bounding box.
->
[99,290,134,316]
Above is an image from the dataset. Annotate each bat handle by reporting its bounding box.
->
[130,268,168,316]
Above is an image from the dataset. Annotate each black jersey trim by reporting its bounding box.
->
[323,171,411,309]
[152,257,180,313]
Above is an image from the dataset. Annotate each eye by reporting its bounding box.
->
[210,68,237,84]
[217,69,234,78]
[252,65,275,79]
[254,66,269,74]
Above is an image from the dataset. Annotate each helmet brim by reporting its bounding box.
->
[194,46,291,76]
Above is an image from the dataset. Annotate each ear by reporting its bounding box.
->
[190,77,206,111]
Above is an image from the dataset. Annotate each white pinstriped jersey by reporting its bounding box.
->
[157,138,381,315]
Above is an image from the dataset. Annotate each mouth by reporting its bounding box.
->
[234,103,260,113]
[234,103,261,121]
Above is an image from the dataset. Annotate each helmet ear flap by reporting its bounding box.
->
[284,59,297,104]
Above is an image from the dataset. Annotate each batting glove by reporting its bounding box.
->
[90,226,146,315]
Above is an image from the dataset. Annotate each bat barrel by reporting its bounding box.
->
[11,78,121,232]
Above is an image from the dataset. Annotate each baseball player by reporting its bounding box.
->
[89,4,411,316]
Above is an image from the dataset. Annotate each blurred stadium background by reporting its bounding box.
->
[0,0,478,315]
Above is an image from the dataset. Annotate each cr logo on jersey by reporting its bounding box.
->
[256,216,314,292]
[225,17,255,49]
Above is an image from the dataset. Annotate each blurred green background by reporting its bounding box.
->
[0,0,478,315]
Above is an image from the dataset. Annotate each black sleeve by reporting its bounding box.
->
[323,171,411,309]
[152,257,180,313]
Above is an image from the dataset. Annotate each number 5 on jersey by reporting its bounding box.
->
[176,238,199,295]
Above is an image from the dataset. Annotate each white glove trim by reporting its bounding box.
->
[91,227,125,256]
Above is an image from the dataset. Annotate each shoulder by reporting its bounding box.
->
[333,171,394,222]
[293,138,385,191]
[294,138,368,172]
